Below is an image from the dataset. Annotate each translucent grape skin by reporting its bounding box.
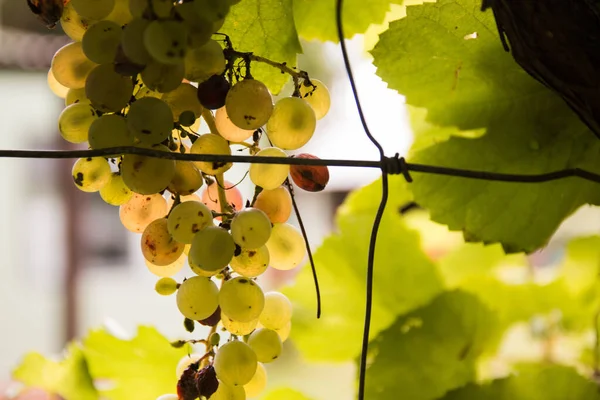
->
[208,379,245,400]
[142,60,185,93]
[221,313,259,336]
[121,18,152,66]
[225,79,273,130]
[249,147,290,190]
[127,97,174,145]
[71,0,116,20]
[176,276,219,321]
[213,340,258,387]
[144,20,187,65]
[219,277,265,322]
[201,181,244,215]
[141,218,185,266]
[121,144,176,194]
[85,63,134,112]
[190,134,232,175]
[119,193,167,233]
[146,251,186,277]
[82,20,122,64]
[88,114,134,149]
[167,201,213,244]
[230,246,269,278]
[230,208,272,249]
[259,292,292,331]
[185,40,226,82]
[253,187,292,224]
[247,328,282,363]
[72,157,111,192]
[155,277,178,296]
[58,102,98,144]
[189,226,235,272]
[290,153,330,192]
[60,2,92,42]
[266,97,317,150]
[265,223,306,271]
[51,42,97,89]
[161,83,203,122]
[100,172,133,206]
[299,78,331,120]
[48,69,69,98]
[244,362,267,398]
[215,107,253,142]
[197,75,230,110]
[168,161,203,196]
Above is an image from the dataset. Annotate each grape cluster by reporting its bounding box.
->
[45,0,332,399]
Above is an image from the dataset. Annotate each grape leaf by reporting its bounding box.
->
[364,290,498,400]
[263,387,313,400]
[371,0,600,253]
[559,236,600,295]
[284,176,444,361]
[12,344,98,400]
[221,0,302,94]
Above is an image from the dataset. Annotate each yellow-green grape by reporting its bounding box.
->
[249,147,289,190]
[167,201,213,244]
[259,291,292,330]
[175,2,212,48]
[155,277,178,296]
[127,97,174,144]
[105,0,133,25]
[119,193,167,233]
[51,42,97,89]
[168,161,203,196]
[128,0,147,18]
[213,340,257,387]
[60,2,92,42]
[85,64,134,112]
[190,134,232,175]
[184,39,225,82]
[300,79,330,120]
[122,18,152,65]
[47,69,68,98]
[176,276,219,320]
[149,0,173,18]
[141,218,185,266]
[121,145,176,194]
[192,0,230,23]
[141,60,185,93]
[247,328,282,363]
[253,187,292,224]
[58,102,98,144]
[189,257,218,277]
[265,223,306,271]
[230,208,272,249]
[208,380,245,400]
[214,107,253,142]
[225,79,273,130]
[219,277,264,323]
[82,20,123,64]
[189,226,235,272]
[71,0,116,20]
[100,172,133,205]
[88,114,134,149]
[274,321,291,342]
[65,87,89,106]
[146,251,186,277]
[266,97,317,150]
[72,157,111,192]
[161,83,203,121]
[221,314,258,336]
[144,20,188,65]
[244,362,267,398]
[210,332,221,347]
[230,246,269,278]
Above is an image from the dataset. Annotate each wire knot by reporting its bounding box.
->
[382,154,413,182]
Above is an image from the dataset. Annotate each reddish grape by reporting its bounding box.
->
[201,180,244,214]
[290,154,329,192]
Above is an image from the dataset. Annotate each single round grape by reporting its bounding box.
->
[214,107,253,142]
[85,63,134,112]
[65,87,89,106]
[221,314,258,336]
[213,340,257,387]
[167,201,213,244]
[202,181,244,215]
[189,257,218,277]
[244,362,267,398]
[141,60,185,93]
[47,69,68,98]
[105,0,133,25]
[82,20,122,64]
[249,147,289,190]
[149,0,173,18]
[58,102,98,144]
[156,395,178,400]
[144,20,188,65]
[155,277,178,296]
[60,2,92,42]
[122,18,152,65]
[71,0,115,20]
[177,276,219,320]
[208,380,245,400]
[119,193,167,233]
[189,226,235,272]
[225,79,273,130]
[175,2,212,48]
[300,79,331,119]
[247,328,282,363]
[88,114,134,149]
[178,110,197,127]
[161,83,203,121]
[197,75,230,109]
[141,218,185,266]
[127,97,174,144]
[259,292,292,331]
[100,172,133,206]
[72,157,111,192]
[265,223,306,270]
[168,161,203,196]
[146,251,186,277]
[266,97,317,150]
[121,145,176,194]
[230,246,269,278]
[51,42,97,89]
[290,153,330,192]
[190,134,232,175]
[184,40,225,82]
[230,208,272,249]
[219,277,265,323]
[274,320,291,342]
[253,187,292,223]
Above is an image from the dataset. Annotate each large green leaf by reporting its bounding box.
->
[284,176,444,361]
[221,0,302,94]
[364,290,498,400]
[371,0,600,253]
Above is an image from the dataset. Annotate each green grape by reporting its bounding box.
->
[85,63,134,112]
[105,0,133,25]
[167,201,213,244]
[178,110,197,127]
[100,172,133,205]
[82,20,123,64]
[210,332,221,346]
[184,40,225,82]
[230,208,272,249]
[244,362,267,398]
[221,314,258,336]
[155,277,178,296]
[168,161,203,196]
[259,292,292,330]
[175,2,212,48]
[189,226,235,272]
[208,380,245,400]
[176,276,219,320]
[121,18,152,65]
[247,328,282,363]
[213,340,257,387]
[141,218,185,266]
[219,277,264,322]
[88,114,134,149]
[230,246,269,278]
[141,60,185,93]
[265,223,306,271]
[65,87,89,106]
[72,0,116,20]
[225,79,273,130]
[266,97,317,150]
[58,102,98,144]
[60,2,92,42]
[144,20,188,65]
[156,395,178,400]
[47,69,68,98]
[249,147,289,190]
[72,157,111,192]
[146,251,186,277]
[119,193,167,233]
[253,187,292,224]
[192,0,230,23]
[161,83,203,121]
[51,42,97,89]
[300,79,331,120]
[189,257,219,277]
[214,107,253,142]
[150,0,173,18]
[127,97,174,144]
[128,0,147,18]
[273,320,291,342]
[122,145,176,194]
[190,134,232,175]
